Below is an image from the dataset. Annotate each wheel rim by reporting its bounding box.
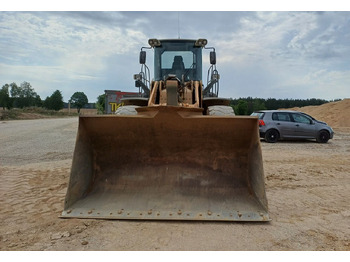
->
[267,130,278,142]
[319,132,329,142]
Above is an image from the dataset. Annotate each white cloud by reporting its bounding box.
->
[0,12,150,99]
[207,12,350,100]
[1,11,349,101]
[1,12,147,69]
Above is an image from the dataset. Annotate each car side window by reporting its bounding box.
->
[292,113,312,124]
[272,112,291,122]
[272,113,278,121]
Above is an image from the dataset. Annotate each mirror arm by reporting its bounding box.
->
[141,46,152,51]
[204,46,215,52]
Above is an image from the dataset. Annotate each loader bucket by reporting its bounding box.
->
[61,106,270,221]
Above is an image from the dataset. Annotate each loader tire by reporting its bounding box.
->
[207,105,235,116]
[115,105,139,115]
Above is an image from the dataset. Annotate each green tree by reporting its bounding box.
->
[0,84,12,109]
[251,99,266,113]
[70,92,88,113]
[95,94,105,114]
[10,81,39,108]
[9,82,20,97]
[44,90,64,111]
[230,97,328,111]
[19,81,36,107]
[234,100,248,115]
[34,94,43,107]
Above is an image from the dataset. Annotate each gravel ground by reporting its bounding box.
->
[0,118,77,166]
[0,117,349,251]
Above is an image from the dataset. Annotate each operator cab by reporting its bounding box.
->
[134,38,220,102]
[153,39,203,82]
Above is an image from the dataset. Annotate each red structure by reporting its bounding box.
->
[104,90,139,113]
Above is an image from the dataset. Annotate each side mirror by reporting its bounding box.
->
[210,51,216,65]
[139,51,146,64]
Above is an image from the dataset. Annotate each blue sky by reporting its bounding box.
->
[1,3,350,103]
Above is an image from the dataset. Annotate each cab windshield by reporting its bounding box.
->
[154,40,202,81]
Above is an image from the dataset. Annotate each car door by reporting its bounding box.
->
[272,112,295,137]
[290,113,316,138]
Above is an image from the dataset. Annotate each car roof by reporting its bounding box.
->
[255,110,301,113]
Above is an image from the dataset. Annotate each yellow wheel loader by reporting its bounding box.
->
[61,39,270,221]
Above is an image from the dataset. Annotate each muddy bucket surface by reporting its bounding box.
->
[61,106,270,221]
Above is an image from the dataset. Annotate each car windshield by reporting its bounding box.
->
[301,112,316,120]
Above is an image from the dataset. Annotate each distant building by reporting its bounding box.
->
[104,90,139,114]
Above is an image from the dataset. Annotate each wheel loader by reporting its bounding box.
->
[61,38,270,221]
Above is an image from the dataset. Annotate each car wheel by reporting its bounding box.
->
[265,129,279,143]
[316,130,330,143]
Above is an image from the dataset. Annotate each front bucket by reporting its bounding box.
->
[61,106,270,221]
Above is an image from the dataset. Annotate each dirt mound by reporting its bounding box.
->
[288,99,350,128]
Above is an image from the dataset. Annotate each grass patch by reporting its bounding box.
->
[0,107,79,120]
[0,109,21,120]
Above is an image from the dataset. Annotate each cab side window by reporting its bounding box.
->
[272,112,291,122]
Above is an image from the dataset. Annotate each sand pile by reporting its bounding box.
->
[288,99,350,128]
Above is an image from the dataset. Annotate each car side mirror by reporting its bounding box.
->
[210,51,216,65]
[139,51,146,64]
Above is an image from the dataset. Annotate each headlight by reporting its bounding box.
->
[195,38,208,47]
[148,39,161,47]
